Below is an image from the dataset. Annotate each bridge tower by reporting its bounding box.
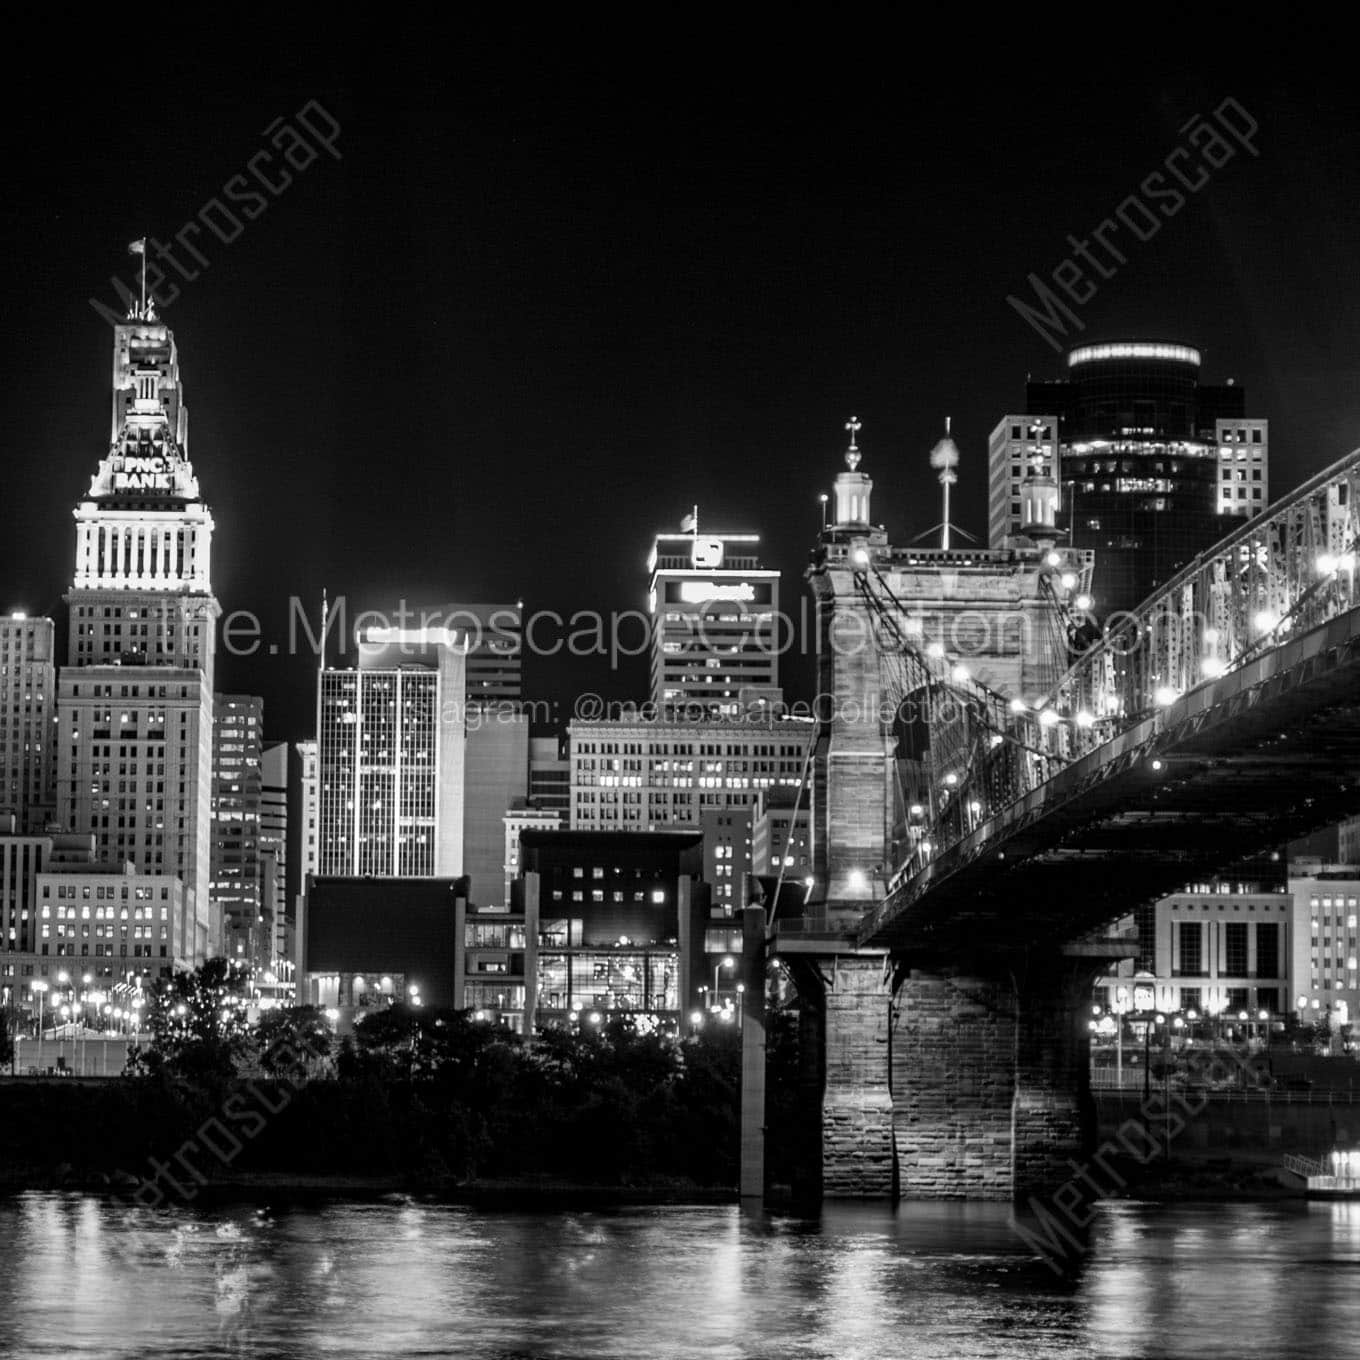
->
[778,423,1110,1202]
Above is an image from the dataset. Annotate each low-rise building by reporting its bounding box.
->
[455,829,709,1033]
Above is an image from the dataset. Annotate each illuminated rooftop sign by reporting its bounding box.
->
[678,581,756,604]
[1068,343,1201,368]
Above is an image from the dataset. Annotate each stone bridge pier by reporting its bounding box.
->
[779,948,1100,1202]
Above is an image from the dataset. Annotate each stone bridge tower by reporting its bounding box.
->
[771,424,1116,1204]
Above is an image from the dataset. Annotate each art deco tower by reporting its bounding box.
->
[55,303,221,965]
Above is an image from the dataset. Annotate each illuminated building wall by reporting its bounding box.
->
[986,416,1061,548]
[0,827,50,964]
[1095,883,1293,1021]
[751,787,811,878]
[647,530,782,716]
[568,716,814,832]
[56,314,218,966]
[210,695,263,962]
[0,614,56,832]
[400,602,523,702]
[1215,418,1270,517]
[37,863,191,975]
[1290,870,1360,1025]
[260,742,288,964]
[479,828,709,1032]
[503,804,563,907]
[315,636,466,880]
[997,341,1270,617]
[702,807,751,921]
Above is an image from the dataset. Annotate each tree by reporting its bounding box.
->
[133,958,254,1084]
[253,1006,333,1080]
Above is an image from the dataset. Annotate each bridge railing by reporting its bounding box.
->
[886,447,1360,890]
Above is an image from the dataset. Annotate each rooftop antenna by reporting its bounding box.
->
[128,238,148,318]
[914,417,977,549]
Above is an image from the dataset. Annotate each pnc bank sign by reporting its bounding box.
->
[111,455,173,491]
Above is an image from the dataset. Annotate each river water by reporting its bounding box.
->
[0,1193,1357,1358]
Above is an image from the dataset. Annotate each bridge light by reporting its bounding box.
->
[848,868,868,890]
[1318,553,1338,575]
[919,841,932,855]
[951,663,971,683]
[1037,708,1059,727]
[1074,593,1093,611]
[967,800,981,814]
[926,642,946,659]
[1045,551,1061,567]
[1204,627,1219,644]
[908,803,924,817]
[1075,710,1095,728]
[943,772,958,786]
[1150,758,1164,771]
[1202,657,1226,679]
[853,547,870,568]
[988,734,1003,748]
[1154,686,1179,707]
[1060,572,1077,590]
[1008,697,1027,714]
[1253,609,1279,633]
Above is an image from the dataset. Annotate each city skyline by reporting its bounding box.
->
[6,73,1360,742]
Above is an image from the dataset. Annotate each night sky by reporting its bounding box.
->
[4,55,1359,741]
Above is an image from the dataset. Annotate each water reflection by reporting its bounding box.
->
[0,1194,1357,1358]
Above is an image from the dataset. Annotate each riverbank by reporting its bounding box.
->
[0,1162,738,1207]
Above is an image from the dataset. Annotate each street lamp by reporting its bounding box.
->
[31,981,48,1072]
[713,955,735,1007]
[735,981,745,1026]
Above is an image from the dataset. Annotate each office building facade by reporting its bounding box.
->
[647,527,782,716]
[0,614,56,832]
[315,632,466,878]
[992,341,1269,616]
[464,829,709,1032]
[1290,868,1360,1024]
[56,311,218,959]
[210,695,264,962]
[568,716,814,832]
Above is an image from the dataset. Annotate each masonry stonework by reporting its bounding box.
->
[821,954,896,1197]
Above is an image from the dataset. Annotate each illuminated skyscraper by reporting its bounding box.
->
[210,695,264,962]
[0,613,56,831]
[56,306,218,964]
[647,522,782,716]
[990,341,1270,615]
[315,630,467,877]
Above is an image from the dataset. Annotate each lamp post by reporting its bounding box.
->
[1144,1013,1165,1100]
[735,981,745,1027]
[1111,986,1132,1086]
[712,956,735,1009]
[31,981,48,1073]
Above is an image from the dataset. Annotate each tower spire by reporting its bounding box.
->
[845,415,862,470]
[831,417,872,527]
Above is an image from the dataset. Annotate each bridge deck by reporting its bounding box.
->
[861,604,1360,953]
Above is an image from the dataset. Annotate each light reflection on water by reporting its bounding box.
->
[1,1194,1358,1359]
